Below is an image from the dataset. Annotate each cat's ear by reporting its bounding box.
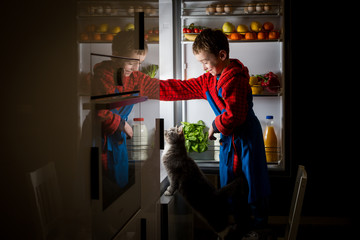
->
[177,125,183,134]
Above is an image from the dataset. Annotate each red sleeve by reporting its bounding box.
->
[160,75,207,101]
[130,71,159,99]
[92,62,121,135]
[214,73,250,136]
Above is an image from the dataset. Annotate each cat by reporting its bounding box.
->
[162,126,250,237]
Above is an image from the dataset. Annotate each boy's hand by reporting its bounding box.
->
[119,120,133,139]
[208,125,217,140]
[123,121,133,139]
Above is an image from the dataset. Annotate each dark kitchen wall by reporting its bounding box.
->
[1,0,80,239]
[269,0,356,226]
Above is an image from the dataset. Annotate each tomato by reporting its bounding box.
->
[183,28,188,33]
[194,28,199,33]
[186,28,192,33]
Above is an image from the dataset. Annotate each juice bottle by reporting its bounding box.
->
[264,115,278,163]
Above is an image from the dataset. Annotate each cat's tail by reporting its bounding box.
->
[215,174,251,238]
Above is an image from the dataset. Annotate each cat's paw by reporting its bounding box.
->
[164,190,173,196]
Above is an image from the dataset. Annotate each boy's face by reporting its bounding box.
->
[194,50,227,76]
[115,51,146,77]
[123,60,140,77]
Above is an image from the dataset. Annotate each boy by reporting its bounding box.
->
[160,29,271,230]
[92,31,158,186]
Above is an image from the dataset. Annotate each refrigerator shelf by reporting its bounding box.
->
[181,2,281,17]
[77,15,159,19]
[78,40,159,44]
[181,13,280,18]
[253,93,281,97]
[182,39,281,43]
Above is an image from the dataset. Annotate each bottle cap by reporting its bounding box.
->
[266,115,274,119]
[133,118,144,121]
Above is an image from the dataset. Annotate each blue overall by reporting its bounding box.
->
[105,90,136,188]
[206,87,270,205]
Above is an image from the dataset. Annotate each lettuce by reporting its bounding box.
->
[181,120,208,153]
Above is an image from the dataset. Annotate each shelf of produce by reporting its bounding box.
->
[181,39,281,44]
[253,93,281,97]
[78,40,159,44]
[181,13,280,18]
[77,15,159,19]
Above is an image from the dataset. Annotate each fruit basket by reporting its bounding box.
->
[250,72,281,96]
[183,33,199,41]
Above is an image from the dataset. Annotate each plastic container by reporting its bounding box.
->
[131,118,148,160]
[264,115,278,163]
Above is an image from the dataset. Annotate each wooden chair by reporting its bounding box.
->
[29,162,64,240]
[283,165,307,240]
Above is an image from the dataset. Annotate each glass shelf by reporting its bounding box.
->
[182,39,281,44]
[181,2,281,17]
[83,94,148,110]
[181,12,280,18]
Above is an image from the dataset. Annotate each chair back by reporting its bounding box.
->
[29,162,62,239]
[285,165,307,240]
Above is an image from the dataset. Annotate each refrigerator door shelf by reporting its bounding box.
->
[83,95,148,110]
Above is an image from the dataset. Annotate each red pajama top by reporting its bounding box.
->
[160,59,251,136]
[92,60,159,135]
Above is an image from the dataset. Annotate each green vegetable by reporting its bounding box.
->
[141,64,159,78]
[181,120,208,153]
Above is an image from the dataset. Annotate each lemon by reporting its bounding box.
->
[111,26,121,34]
[251,85,263,95]
[236,24,248,35]
[222,22,235,33]
[125,23,135,31]
[250,21,262,32]
[249,76,258,85]
[97,23,109,33]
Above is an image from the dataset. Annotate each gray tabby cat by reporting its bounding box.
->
[162,126,250,238]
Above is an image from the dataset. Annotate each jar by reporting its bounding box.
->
[131,118,148,160]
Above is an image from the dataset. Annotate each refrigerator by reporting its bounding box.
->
[159,0,290,173]
[77,1,162,239]
[157,0,293,238]
[76,0,292,239]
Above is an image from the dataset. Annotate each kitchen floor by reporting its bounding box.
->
[192,216,355,240]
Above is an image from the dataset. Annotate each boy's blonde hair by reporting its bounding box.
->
[192,28,229,58]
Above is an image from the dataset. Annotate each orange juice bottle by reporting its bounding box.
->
[264,115,278,163]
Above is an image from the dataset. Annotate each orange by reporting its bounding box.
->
[262,22,274,31]
[245,32,256,40]
[93,33,101,41]
[86,24,96,32]
[269,31,279,40]
[229,33,241,40]
[80,33,89,41]
[257,32,267,40]
[102,33,114,41]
